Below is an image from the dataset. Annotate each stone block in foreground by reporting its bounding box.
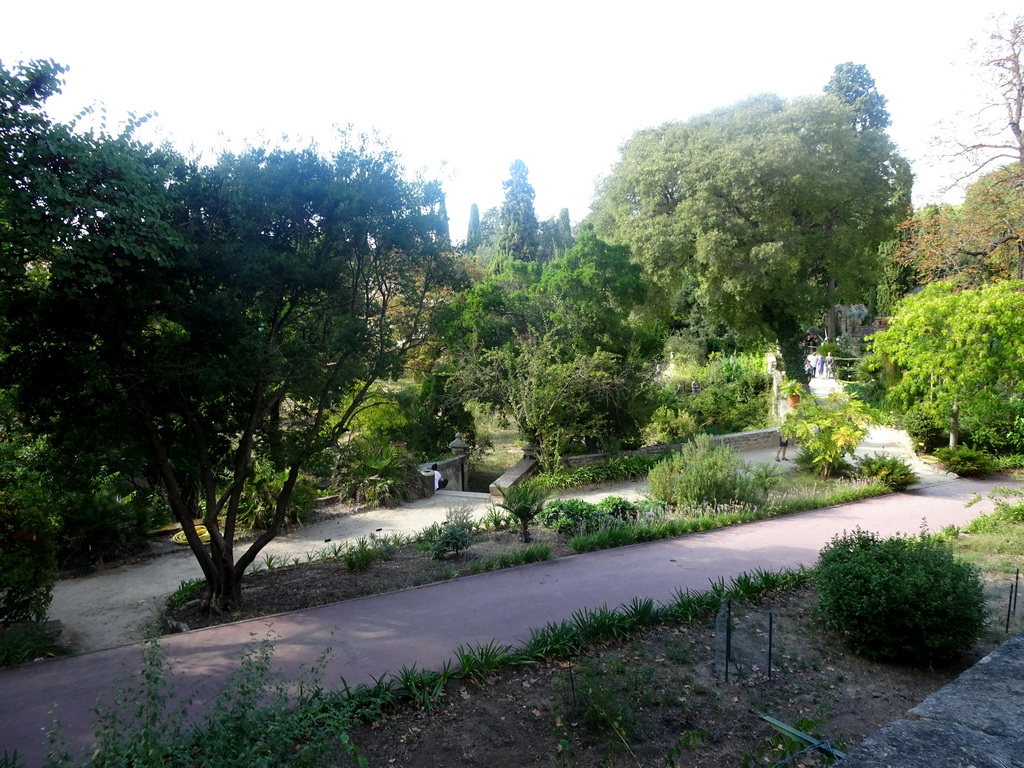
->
[837,633,1024,767]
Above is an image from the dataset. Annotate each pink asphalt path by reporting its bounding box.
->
[1,474,1017,766]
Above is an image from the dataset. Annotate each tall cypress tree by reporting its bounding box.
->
[466,203,482,252]
[495,159,539,268]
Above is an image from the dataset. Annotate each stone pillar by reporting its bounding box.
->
[449,432,469,491]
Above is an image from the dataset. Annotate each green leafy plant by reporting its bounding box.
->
[781,391,872,478]
[495,479,551,542]
[166,578,205,611]
[779,378,804,398]
[0,489,57,627]
[816,528,985,663]
[430,524,473,559]
[454,640,515,684]
[856,453,919,491]
[934,445,996,477]
[0,624,71,667]
[343,537,382,573]
[540,453,661,491]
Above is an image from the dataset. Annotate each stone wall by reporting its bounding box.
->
[490,429,780,496]
[836,632,1024,767]
[418,433,470,494]
[560,428,779,469]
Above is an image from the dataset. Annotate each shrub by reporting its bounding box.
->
[857,454,919,491]
[430,507,475,559]
[647,434,758,508]
[538,498,603,535]
[781,392,872,478]
[0,489,57,627]
[934,445,996,477]
[343,537,381,573]
[816,529,985,664]
[960,393,1024,455]
[901,404,946,453]
[540,453,661,491]
[335,439,422,507]
[643,405,698,445]
[430,525,473,559]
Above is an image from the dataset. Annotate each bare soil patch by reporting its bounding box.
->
[164,526,574,630]
[335,586,997,768]
[162,528,1009,767]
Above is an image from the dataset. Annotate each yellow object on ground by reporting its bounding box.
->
[171,525,211,545]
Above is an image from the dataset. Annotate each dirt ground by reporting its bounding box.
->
[162,527,1011,768]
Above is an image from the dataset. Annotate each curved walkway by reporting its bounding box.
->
[2,468,1016,766]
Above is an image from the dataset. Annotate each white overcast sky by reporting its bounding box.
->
[1,1,1016,241]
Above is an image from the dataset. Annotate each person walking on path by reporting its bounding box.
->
[776,434,790,461]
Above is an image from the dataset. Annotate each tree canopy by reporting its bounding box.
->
[0,60,459,612]
[591,86,909,376]
[869,280,1024,447]
[442,227,659,459]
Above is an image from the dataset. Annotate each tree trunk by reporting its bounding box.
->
[826,276,838,341]
[949,399,960,449]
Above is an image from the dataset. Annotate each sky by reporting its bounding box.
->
[1,1,1017,242]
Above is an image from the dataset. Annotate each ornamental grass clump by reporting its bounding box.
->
[816,528,985,664]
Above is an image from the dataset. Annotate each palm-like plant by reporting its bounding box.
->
[495,480,551,542]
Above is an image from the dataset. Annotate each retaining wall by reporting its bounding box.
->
[837,632,1024,767]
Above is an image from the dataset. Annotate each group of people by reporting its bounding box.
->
[805,351,836,380]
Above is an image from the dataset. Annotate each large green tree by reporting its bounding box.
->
[870,281,1024,447]
[592,89,909,379]
[495,158,540,268]
[0,61,458,613]
[445,227,659,458]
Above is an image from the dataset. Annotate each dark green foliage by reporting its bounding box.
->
[960,394,1024,455]
[792,447,854,478]
[0,488,56,626]
[675,353,773,434]
[454,640,514,684]
[0,60,459,614]
[824,62,891,131]
[0,623,71,667]
[538,496,659,535]
[358,374,476,461]
[165,578,206,611]
[538,498,605,534]
[444,228,661,460]
[494,159,540,267]
[856,454,919,491]
[901,404,947,452]
[875,238,915,318]
[430,523,473,559]
[81,638,369,767]
[343,537,384,573]
[540,453,662,491]
[934,445,997,477]
[816,529,985,663]
[335,439,423,507]
[236,460,319,531]
[466,203,482,252]
[495,480,550,542]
